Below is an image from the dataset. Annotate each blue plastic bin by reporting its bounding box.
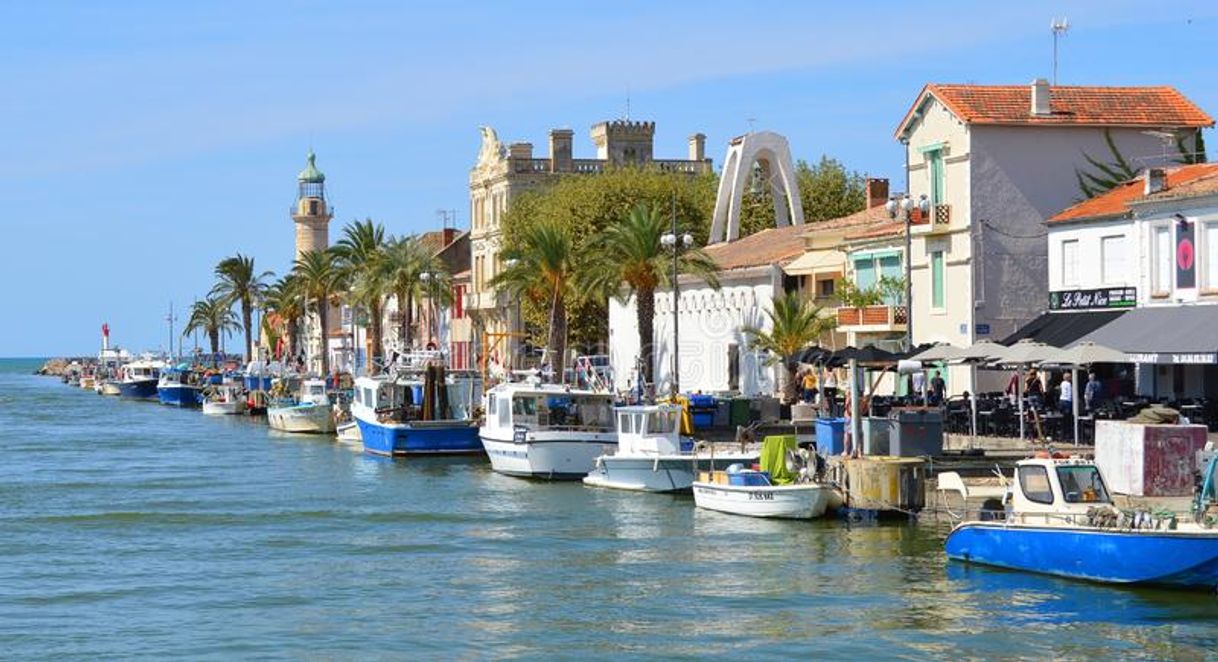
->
[691,412,714,429]
[728,470,772,486]
[815,417,847,456]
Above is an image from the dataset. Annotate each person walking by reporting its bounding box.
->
[822,368,839,416]
[1084,371,1103,413]
[929,370,946,406]
[1058,372,1074,440]
[801,370,818,404]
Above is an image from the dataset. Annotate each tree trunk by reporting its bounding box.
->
[783,361,798,405]
[405,289,415,349]
[241,299,253,362]
[286,318,298,362]
[368,299,383,375]
[318,297,330,378]
[637,285,656,388]
[209,330,220,356]
[548,294,567,383]
[396,292,408,351]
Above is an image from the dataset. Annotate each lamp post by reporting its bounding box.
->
[420,271,438,349]
[660,206,695,399]
[885,193,929,352]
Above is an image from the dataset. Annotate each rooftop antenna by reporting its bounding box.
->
[625,85,631,121]
[1051,17,1070,85]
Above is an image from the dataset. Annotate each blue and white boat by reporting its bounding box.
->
[157,366,203,407]
[479,381,617,480]
[944,456,1218,590]
[117,358,167,400]
[352,371,481,456]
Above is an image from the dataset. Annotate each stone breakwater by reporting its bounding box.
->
[36,357,92,376]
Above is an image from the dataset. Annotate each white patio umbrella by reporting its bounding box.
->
[987,340,1072,441]
[1050,341,1130,444]
[910,342,965,362]
[949,340,1011,444]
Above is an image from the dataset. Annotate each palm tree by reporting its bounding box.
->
[182,296,239,357]
[293,249,345,377]
[263,275,304,361]
[581,203,720,387]
[742,291,837,404]
[333,218,388,373]
[491,218,578,377]
[211,253,274,362]
[378,236,436,351]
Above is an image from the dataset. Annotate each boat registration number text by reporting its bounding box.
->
[747,491,774,501]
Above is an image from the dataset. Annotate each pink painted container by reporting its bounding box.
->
[1094,421,1208,497]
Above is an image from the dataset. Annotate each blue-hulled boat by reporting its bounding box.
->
[944,456,1218,590]
[352,368,482,456]
[117,358,167,400]
[157,366,203,407]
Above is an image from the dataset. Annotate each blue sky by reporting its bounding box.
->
[3,0,1217,356]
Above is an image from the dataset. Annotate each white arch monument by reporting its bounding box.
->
[707,131,804,244]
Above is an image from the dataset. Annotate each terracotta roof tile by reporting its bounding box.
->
[1049,163,1218,223]
[802,204,891,234]
[897,84,1213,138]
[843,220,904,241]
[703,224,807,271]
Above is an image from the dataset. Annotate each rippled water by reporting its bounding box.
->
[1,358,1216,659]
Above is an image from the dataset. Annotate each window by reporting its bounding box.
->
[454,286,465,319]
[1061,239,1079,287]
[926,149,945,207]
[1018,465,1054,505]
[308,199,319,215]
[1152,226,1172,295]
[852,253,903,304]
[1100,235,1126,285]
[931,250,945,310]
[816,278,835,299]
[1056,465,1111,504]
[1205,222,1218,290]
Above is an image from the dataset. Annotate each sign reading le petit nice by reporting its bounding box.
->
[1049,287,1137,311]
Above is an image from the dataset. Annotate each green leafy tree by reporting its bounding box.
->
[741,292,837,403]
[378,236,444,351]
[738,156,867,238]
[183,295,239,356]
[211,253,274,362]
[293,249,346,377]
[491,218,579,377]
[263,275,304,361]
[332,218,388,373]
[581,203,720,387]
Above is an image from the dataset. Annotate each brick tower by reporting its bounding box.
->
[291,150,332,259]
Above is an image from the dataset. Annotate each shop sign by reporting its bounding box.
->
[1049,287,1137,311]
[1126,352,1217,365]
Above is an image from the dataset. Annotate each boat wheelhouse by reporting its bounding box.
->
[352,371,481,456]
[117,358,167,400]
[157,367,203,407]
[479,382,616,480]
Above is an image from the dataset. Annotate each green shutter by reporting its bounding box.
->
[929,150,944,207]
[855,258,877,291]
[931,251,945,309]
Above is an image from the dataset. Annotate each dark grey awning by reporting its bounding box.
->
[1074,305,1218,364]
[1000,310,1127,348]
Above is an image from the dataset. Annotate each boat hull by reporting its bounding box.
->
[584,453,758,493]
[336,422,363,444]
[692,482,834,519]
[267,404,335,434]
[158,385,202,408]
[202,400,247,415]
[117,379,159,400]
[358,418,481,456]
[945,522,1218,589]
[480,433,616,480]
[98,381,122,396]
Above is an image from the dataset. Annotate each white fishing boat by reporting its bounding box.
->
[479,381,616,480]
[202,383,248,415]
[692,436,836,519]
[98,380,122,396]
[583,403,756,493]
[267,379,335,433]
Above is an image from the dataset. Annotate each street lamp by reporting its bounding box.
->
[660,221,695,399]
[885,193,929,351]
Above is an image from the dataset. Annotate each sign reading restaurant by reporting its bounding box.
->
[1049,287,1137,311]
[1126,352,1218,365]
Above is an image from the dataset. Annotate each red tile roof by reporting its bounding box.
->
[843,220,904,241]
[703,224,807,271]
[802,204,892,234]
[896,84,1213,138]
[1049,163,1218,224]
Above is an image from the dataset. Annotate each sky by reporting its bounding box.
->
[3,0,1217,357]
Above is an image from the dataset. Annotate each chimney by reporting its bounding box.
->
[1144,167,1168,195]
[442,227,457,246]
[508,142,533,160]
[549,129,573,172]
[688,133,706,161]
[1031,78,1051,116]
[865,178,890,209]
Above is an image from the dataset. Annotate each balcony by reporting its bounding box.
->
[910,203,950,234]
[836,305,908,332]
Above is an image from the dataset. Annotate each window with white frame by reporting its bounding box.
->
[1101,235,1126,286]
[1152,225,1172,295]
[1061,239,1079,287]
[1205,221,1218,291]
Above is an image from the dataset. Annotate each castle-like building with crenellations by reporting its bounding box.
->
[467,120,713,365]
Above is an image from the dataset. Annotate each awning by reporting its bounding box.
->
[1000,310,1127,348]
[1073,305,1218,364]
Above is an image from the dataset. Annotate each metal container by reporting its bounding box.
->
[887,409,943,457]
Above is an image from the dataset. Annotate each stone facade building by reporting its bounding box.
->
[467,121,712,367]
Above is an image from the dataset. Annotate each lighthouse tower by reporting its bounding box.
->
[291,150,332,259]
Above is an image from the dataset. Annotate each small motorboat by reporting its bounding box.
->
[202,383,248,415]
[692,435,836,519]
[157,366,203,407]
[583,403,756,493]
[267,378,335,434]
[479,381,616,480]
[943,455,1218,590]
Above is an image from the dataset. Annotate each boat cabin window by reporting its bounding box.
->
[487,393,497,415]
[308,384,325,396]
[1057,465,1111,504]
[617,413,634,435]
[362,388,374,407]
[1018,465,1054,505]
[512,396,538,417]
[645,410,679,434]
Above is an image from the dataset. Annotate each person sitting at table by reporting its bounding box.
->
[1058,372,1074,438]
[1084,372,1102,412]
